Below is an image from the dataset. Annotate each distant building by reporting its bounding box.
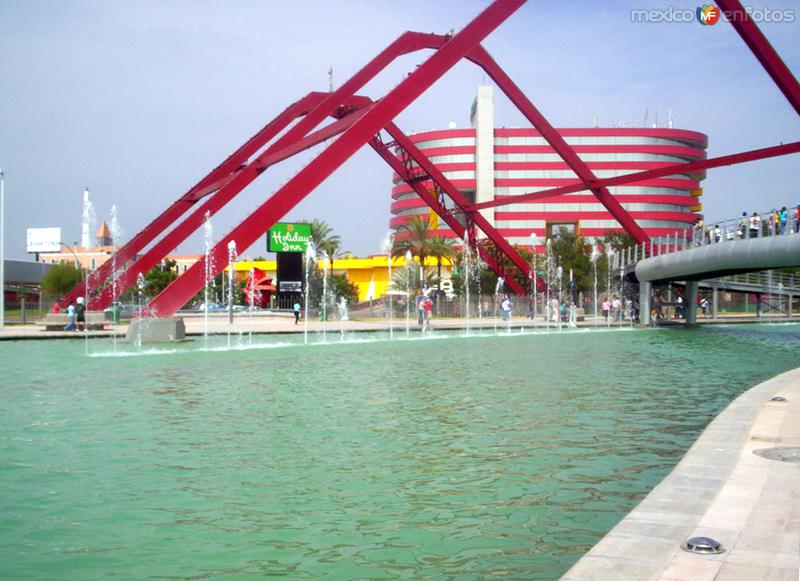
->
[390,86,706,247]
[2,259,53,311]
[37,221,202,274]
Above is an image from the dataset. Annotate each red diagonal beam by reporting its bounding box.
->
[467,45,650,244]
[384,121,542,293]
[88,30,467,308]
[717,0,800,117]
[370,134,526,295]
[471,140,800,210]
[146,0,526,317]
[89,101,373,310]
[368,136,516,290]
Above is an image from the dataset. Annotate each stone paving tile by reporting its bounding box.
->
[561,367,800,580]
[659,553,722,581]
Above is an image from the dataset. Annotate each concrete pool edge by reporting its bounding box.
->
[561,366,800,580]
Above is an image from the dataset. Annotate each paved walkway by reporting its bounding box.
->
[562,367,800,580]
[0,312,794,340]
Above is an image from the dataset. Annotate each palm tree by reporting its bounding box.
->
[428,236,457,289]
[304,219,341,254]
[319,238,351,286]
[392,215,433,289]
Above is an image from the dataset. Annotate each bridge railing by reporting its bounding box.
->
[719,270,800,292]
[613,205,800,271]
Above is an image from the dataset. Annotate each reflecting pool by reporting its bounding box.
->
[1,324,798,579]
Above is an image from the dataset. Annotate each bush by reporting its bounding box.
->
[42,263,83,299]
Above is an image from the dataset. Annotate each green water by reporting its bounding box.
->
[1,324,798,580]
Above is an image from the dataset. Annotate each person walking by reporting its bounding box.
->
[293,301,301,324]
[63,302,76,331]
[416,292,425,327]
[738,212,748,239]
[749,212,761,238]
[601,297,610,320]
[779,206,788,235]
[796,204,800,234]
[611,296,622,321]
[501,294,513,321]
[75,297,86,331]
[423,294,433,328]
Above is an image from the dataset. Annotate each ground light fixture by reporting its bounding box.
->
[681,536,725,555]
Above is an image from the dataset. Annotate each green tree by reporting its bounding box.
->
[550,230,593,295]
[601,230,636,254]
[304,219,341,254]
[42,263,83,300]
[428,236,457,289]
[332,273,359,305]
[143,259,179,298]
[392,216,433,289]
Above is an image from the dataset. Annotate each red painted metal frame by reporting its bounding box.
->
[69,0,799,316]
[464,45,650,244]
[146,0,526,316]
[382,121,546,293]
[717,0,800,117]
[89,101,373,310]
[63,91,325,308]
[83,27,487,309]
[369,134,526,294]
[471,141,800,210]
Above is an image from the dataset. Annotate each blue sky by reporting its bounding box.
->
[1,0,798,259]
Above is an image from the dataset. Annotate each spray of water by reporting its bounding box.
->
[226,240,238,349]
[381,234,394,340]
[203,212,215,350]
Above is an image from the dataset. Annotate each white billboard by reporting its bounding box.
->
[26,227,62,253]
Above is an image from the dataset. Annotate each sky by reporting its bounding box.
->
[1,0,799,260]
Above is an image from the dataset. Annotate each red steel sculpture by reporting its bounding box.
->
[61,0,800,318]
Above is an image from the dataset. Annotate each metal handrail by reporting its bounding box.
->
[613,204,800,268]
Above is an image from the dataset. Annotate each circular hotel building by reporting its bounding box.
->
[390,86,707,246]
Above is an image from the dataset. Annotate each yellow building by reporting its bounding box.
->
[232,255,453,302]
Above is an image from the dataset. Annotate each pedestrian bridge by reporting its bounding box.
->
[635,234,800,283]
[625,218,800,325]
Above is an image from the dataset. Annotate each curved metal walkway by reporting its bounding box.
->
[635,234,800,283]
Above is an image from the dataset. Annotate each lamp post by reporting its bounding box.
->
[60,241,81,270]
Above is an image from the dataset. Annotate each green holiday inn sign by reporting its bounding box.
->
[268,222,312,253]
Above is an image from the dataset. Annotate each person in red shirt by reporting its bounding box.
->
[423,295,433,327]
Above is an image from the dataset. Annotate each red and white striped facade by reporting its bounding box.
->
[390,88,707,247]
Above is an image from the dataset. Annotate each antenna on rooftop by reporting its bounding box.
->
[667,108,674,129]
[653,110,659,128]
[593,116,599,128]
[328,65,334,92]
[643,109,649,128]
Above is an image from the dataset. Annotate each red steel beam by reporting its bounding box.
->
[145,0,527,317]
[370,133,526,295]
[466,45,650,244]
[88,29,469,308]
[471,140,800,210]
[383,121,543,293]
[89,101,372,309]
[717,0,800,117]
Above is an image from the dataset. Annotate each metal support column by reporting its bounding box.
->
[712,288,719,320]
[639,281,651,326]
[686,281,699,325]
